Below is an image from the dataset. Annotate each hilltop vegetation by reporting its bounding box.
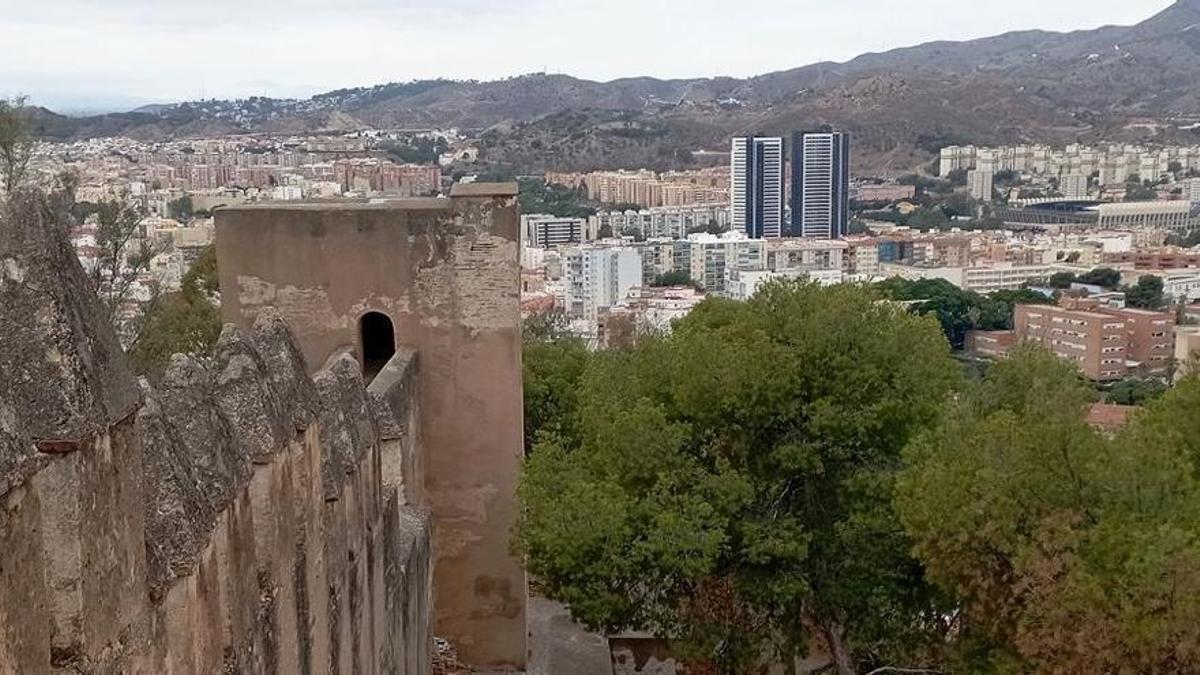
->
[520,281,1200,673]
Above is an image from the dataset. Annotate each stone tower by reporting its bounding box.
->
[215,183,527,669]
[2,189,434,673]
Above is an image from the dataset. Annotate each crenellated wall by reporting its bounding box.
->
[0,190,433,674]
[216,184,527,669]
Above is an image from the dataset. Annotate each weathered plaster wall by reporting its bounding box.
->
[215,184,527,669]
[0,190,432,674]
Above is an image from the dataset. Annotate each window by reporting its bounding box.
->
[360,311,396,384]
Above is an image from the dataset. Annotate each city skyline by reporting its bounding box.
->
[0,0,1170,112]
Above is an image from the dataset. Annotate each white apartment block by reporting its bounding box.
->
[1161,273,1200,303]
[881,262,1054,294]
[589,205,730,240]
[1060,174,1090,199]
[725,268,843,301]
[940,143,1200,183]
[765,238,848,276]
[968,170,994,201]
[563,246,643,323]
[1188,178,1200,205]
[686,232,766,294]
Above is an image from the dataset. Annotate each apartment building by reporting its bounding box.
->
[563,246,643,323]
[968,170,994,201]
[765,238,848,275]
[589,204,730,240]
[965,330,1018,359]
[1098,306,1175,376]
[1015,304,1130,381]
[521,215,587,248]
[883,262,1054,294]
[596,286,708,348]
[791,131,851,239]
[843,238,882,279]
[725,268,843,301]
[1060,174,1090,199]
[548,169,730,208]
[940,143,1200,180]
[1175,326,1200,380]
[686,232,766,293]
[1104,249,1200,269]
[853,184,916,203]
[731,136,785,239]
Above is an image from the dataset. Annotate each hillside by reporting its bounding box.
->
[30,0,1200,175]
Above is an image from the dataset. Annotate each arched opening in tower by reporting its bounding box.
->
[360,311,396,383]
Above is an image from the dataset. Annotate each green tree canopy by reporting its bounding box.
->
[1047,271,1077,289]
[519,178,597,219]
[516,281,962,674]
[522,313,590,454]
[0,96,34,194]
[651,270,692,287]
[898,346,1200,671]
[1104,377,1168,405]
[1076,267,1122,289]
[168,195,194,222]
[1124,274,1166,310]
[127,244,221,380]
[876,277,1052,349]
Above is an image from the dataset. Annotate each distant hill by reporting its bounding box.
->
[30,0,1200,175]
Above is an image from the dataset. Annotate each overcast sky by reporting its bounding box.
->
[0,0,1173,112]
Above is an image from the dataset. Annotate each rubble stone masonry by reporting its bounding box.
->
[215,184,526,670]
[0,190,432,673]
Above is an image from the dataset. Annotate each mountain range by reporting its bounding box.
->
[28,0,1200,175]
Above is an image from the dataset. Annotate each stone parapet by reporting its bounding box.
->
[0,191,432,674]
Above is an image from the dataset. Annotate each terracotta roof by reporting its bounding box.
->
[1087,403,1135,431]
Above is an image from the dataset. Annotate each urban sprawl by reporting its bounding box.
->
[33,130,1200,388]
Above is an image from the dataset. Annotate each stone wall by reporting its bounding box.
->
[215,184,527,670]
[0,190,432,674]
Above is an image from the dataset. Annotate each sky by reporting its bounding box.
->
[0,0,1174,113]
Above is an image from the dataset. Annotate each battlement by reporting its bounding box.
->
[215,185,527,669]
[0,190,433,673]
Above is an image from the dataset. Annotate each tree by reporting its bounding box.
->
[687,220,728,236]
[381,136,449,165]
[651,270,692,287]
[1124,176,1157,202]
[0,96,34,195]
[1104,377,1168,405]
[518,178,597,219]
[127,244,221,380]
[1124,274,1165,310]
[898,346,1200,671]
[1166,229,1200,248]
[1076,267,1122,289]
[168,195,194,222]
[516,282,962,674]
[1047,271,1077,289]
[522,314,590,454]
[875,278,1051,350]
[83,198,155,329]
[940,192,978,219]
[906,207,950,230]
